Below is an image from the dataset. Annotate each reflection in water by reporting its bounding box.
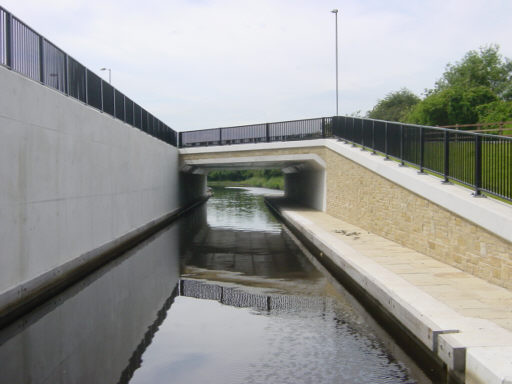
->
[0,221,187,384]
[0,187,438,384]
[130,187,435,384]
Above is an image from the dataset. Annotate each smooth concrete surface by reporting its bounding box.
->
[180,153,326,172]
[0,67,205,307]
[284,168,326,211]
[266,197,512,384]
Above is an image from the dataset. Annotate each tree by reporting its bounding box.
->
[477,100,512,123]
[433,44,512,100]
[367,88,420,122]
[407,86,497,126]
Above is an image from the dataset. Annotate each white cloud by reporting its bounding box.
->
[2,0,512,130]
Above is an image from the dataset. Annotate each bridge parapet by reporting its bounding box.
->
[180,116,512,204]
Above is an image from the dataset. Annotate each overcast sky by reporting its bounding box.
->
[3,0,512,131]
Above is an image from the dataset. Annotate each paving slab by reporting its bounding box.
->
[266,197,512,384]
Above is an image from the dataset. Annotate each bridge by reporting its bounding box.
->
[1,7,512,384]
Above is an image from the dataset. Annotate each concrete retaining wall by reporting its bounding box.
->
[0,67,205,315]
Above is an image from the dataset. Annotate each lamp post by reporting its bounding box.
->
[331,9,339,116]
[100,67,111,84]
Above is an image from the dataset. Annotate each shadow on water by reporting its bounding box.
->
[0,186,444,384]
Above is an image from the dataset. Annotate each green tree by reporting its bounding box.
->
[407,86,497,126]
[477,100,512,123]
[406,45,511,126]
[433,44,512,100]
[367,88,420,122]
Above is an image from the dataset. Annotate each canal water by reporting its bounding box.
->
[0,187,438,384]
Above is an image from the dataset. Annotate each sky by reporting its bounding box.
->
[2,0,512,131]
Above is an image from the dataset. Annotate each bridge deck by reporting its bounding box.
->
[266,196,512,384]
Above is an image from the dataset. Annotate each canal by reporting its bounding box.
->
[0,187,439,383]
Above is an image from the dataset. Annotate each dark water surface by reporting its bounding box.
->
[0,187,437,384]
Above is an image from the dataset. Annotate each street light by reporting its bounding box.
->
[100,67,111,84]
[331,9,339,116]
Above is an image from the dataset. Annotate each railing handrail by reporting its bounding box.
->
[179,115,511,204]
[180,116,327,135]
[441,121,512,129]
[181,115,512,141]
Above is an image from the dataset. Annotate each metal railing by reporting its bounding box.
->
[332,116,512,203]
[179,117,332,147]
[0,6,177,147]
[179,115,511,203]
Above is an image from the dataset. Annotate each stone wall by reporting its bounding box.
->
[323,147,512,289]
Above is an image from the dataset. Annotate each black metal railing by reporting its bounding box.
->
[179,115,511,202]
[0,6,177,147]
[332,116,512,202]
[180,117,332,147]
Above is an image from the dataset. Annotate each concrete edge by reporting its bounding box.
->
[466,347,512,384]
[0,196,209,328]
[178,139,329,154]
[182,153,327,171]
[264,198,512,384]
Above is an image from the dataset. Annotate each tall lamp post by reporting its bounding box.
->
[331,9,339,116]
[100,67,111,84]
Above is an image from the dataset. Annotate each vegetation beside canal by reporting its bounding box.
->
[207,170,284,190]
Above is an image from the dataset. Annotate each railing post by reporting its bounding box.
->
[5,11,12,68]
[360,119,364,147]
[418,127,425,173]
[321,118,326,138]
[38,36,45,84]
[112,86,116,118]
[178,131,182,148]
[361,120,365,149]
[384,122,390,160]
[219,128,222,145]
[371,120,376,154]
[400,124,405,166]
[100,80,104,112]
[266,123,270,142]
[351,118,356,146]
[64,54,69,95]
[443,130,450,183]
[474,134,482,196]
[84,68,89,104]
